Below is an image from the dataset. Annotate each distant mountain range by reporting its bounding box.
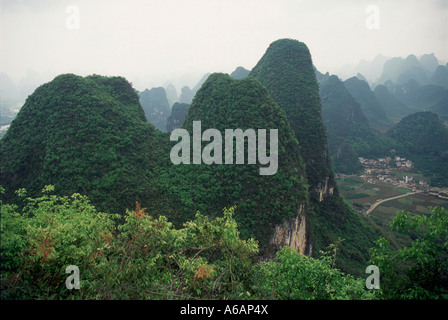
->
[139,87,171,132]
[333,53,446,86]
[317,70,447,186]
[377,54,441,86]
[320,75,392,174]
[343,77,393,132]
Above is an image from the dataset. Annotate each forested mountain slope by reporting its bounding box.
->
[159,73,312,253]
[320,75,392,174]
[0,74,168,214]
[250,39,378,274]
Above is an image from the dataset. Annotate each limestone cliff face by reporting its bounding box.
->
[270,203,312,255]
[316,176,335,202]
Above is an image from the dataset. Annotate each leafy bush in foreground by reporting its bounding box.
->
[1,186,379,300]
[1,186,258,299]
[369,206,448,299]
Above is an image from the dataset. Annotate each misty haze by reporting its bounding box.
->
[1,0,447,306]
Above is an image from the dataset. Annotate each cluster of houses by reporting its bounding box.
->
[393,156,414,169]
[358,156,427,191]
[359,156,413,170]
[358,156,448,198]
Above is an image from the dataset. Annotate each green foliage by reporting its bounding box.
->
[369,206,448,299]
[166,102,190,132]
[0,74,168,214]
[251,246,375,300]
[386,111,448,186]
[320,75,394,174]
[0,188,259,299]
[308,192,379,277]
[250,41,380,271]
[343,77,393,132]
[250,38,331,191]
[96,205,259,300]
[1,41,446,302]
[0,186,118,299]
[388,111,448,155]
[1,188,377,300]
[159,73,309,250]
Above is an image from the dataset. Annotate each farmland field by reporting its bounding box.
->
[336,174,448,226]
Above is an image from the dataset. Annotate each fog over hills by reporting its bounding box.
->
[2,1,446,94]
[1,1,448,302]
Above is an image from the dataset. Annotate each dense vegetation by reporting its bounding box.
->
[249,39,380,274]
[1,186,445,299]
[159,73,310,250]
[0,186,259,299]
[343,77,393,132]
[250,39,332,192]
[166,102,190,132]
[386,111,448,186]
[369,206,448,299]
[319,73,447,187]
[0,74,169,214]
[1,39,446,300]
[320,75,394,174]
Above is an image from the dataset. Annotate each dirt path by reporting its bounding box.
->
[364,191,423,216]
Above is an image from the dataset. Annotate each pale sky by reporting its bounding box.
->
[1,0,447,91]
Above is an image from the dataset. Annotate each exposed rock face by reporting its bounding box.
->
[270,203,312,255]
[317,176,335,202]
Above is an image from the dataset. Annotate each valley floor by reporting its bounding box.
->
[336,173,448,226]
[364,190,423,216]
